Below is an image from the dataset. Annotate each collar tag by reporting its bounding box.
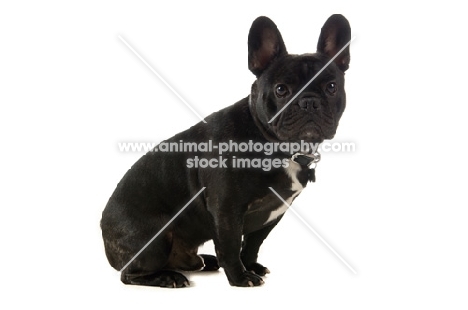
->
[291,152,321,167]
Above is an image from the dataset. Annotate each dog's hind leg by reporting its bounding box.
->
[121,270,189,288]
[119,232,190,288]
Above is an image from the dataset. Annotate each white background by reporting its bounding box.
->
[1,1,467,309]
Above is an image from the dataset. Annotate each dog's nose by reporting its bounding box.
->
[298,96,321,110]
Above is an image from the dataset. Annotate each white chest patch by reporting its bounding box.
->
[264,161,304,224]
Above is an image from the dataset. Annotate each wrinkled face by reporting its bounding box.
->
[252,54,346,143]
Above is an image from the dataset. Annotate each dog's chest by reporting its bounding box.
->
[265,162,304,223]
[244,161,308,232]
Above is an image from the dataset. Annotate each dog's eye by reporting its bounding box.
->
[327,82,337,94]
[275,84,289,98]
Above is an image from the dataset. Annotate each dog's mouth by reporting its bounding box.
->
[271,104,337,143]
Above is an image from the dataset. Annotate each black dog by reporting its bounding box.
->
[101,14,351,288]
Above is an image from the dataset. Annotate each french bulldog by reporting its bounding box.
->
[101,14,351,288]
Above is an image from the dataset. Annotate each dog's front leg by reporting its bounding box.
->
[211,209,264,287]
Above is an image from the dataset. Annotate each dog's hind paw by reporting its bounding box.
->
[124,270,190,288]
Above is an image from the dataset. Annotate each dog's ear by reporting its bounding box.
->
[248,16,287,77]
[317,14,351,72]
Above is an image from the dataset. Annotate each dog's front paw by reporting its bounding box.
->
[200,254,220,271]
[228,271,264,287]
[245,262,270,276]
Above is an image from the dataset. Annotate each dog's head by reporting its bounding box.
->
[248,14,351,143]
